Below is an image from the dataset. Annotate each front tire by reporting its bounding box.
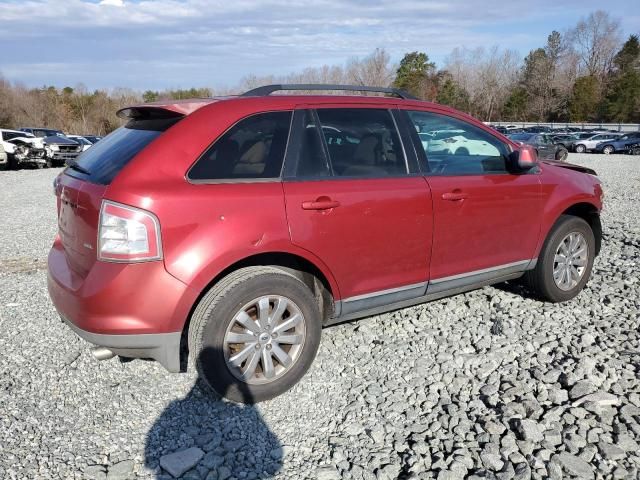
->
[524,215,595,303]
[602,145,614,155]
[575,144,586,153]
[189,267,322,403]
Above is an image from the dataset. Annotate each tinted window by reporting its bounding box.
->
[316,108,406,177]
[189,111,292,181]
[3,131,28,141]
[408,110,508,175]
[70,117,178,185]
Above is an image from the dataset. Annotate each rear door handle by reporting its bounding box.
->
[302,199,341,210]
[442,191,468,201]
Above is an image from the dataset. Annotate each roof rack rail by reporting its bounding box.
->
[241,84,419,100]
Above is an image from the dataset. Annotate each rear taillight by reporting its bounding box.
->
[98,200,162,262]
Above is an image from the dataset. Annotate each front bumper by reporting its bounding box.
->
[47,237,198,372]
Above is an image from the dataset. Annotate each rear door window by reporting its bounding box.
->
[67,117,179,185]
[315,108,407,177]
[188,111,292,181]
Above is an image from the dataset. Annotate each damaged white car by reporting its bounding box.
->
[20,128,84,167]
[0,129,47,169]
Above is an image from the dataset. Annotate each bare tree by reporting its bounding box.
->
[567,10,622,78]
[346,48,394,87]
[445,46,520,120]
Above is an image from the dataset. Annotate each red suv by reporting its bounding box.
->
[48,85,603,402]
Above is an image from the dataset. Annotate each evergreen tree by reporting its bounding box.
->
[603,35,640,122]
[393,52,436,98]
[569,76,600,121]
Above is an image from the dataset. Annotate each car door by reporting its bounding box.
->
[282,107,433,315]
[534,135,556,159]
[403,109,544,290]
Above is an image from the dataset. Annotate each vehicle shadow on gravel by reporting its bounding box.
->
[144,347,283,479]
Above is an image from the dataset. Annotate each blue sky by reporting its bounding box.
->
[1,0,637,91]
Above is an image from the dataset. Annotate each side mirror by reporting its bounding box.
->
[509,145,538,171]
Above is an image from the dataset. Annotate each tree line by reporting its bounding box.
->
[0,10,637,135]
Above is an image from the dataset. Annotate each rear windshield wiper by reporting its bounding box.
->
[66,159,91,175]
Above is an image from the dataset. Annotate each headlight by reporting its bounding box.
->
[49,144,60,151]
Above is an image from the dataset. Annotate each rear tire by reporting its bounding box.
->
[575,144,586,153]
[524,215,595,303]
[189,266,322,403]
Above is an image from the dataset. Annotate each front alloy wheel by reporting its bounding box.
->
[552,232,588,291]
[523,215,596,303]
[602,145,614,155]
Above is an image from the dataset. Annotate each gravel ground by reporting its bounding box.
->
[0,154,638,480]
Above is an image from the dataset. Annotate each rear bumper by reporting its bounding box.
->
[60,313,182,372]
[47,237,198,372]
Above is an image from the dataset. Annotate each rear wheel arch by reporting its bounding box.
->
[179,251,338,369]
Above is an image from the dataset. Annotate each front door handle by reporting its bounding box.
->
[302,198,341,210]
[442,191,468,201]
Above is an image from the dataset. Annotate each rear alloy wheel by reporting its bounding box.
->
[602,145,614,155]
[223,295,306,385]
[575,144,586,153]
[189,266,322,403]
[524,215,595,302]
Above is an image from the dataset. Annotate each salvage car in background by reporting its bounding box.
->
[20,127,84,166]
[0,142,7,169]
[0,129,47,168]
[571,133,623,153]
[20,127,66,138]
[507,133,569,161]
[67,135,93,152]
[594,132,640,154]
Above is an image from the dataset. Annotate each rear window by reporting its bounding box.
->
[68,117,179,185]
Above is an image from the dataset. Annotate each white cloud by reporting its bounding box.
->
[0,0,633,89]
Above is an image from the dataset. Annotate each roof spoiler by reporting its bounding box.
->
[116,106,186,120]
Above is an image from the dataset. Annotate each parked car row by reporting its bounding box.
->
[0,128,102,170]
[501,128,640,156]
